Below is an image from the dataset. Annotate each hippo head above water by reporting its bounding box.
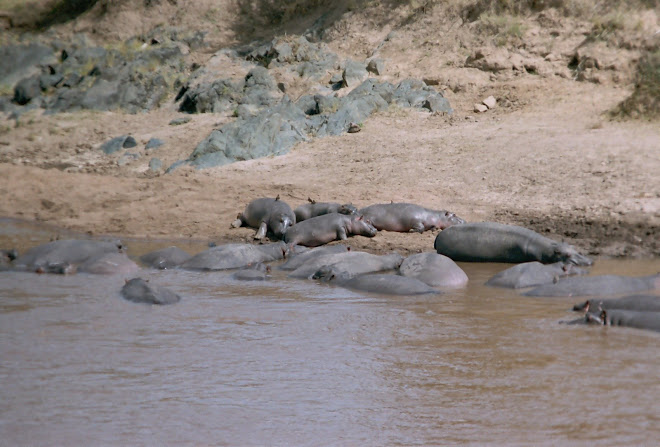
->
[551,242,593,266]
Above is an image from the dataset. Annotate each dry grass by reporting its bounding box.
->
[611,49,660,120]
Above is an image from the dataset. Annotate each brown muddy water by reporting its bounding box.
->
[1,218,659,446]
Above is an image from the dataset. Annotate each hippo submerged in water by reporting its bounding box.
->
[294,198,358,222]
[359,202,464,233]
[572,295,660,313]
[287,250,403,279]
[312,266,439,295]
[140,246,191,269]
[121,278,181,305]
[11,239,128,274]
[180,242,291,271]
[284,213,377,247]
[398,252,468,288]
[524,274,660,297]
[231,196,296,240]
[485,261,588,289]
[434,222,593,266]
[583,309,660,333]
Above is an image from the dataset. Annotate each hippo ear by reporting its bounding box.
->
[357,215,363,221]
[275,194,280,201]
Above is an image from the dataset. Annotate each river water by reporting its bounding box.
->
[1,218,659,446]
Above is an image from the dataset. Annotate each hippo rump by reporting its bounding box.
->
[584,309,660,333]
[399,252,468,288]
[359,202,465,233]
[434,222,592,266]
[140,246,191,269]
[485,261,588,289]
[284,213,377,247]
[572,295,660,313]
[77,252,140,275]
[294,198,358,222]
[313,266,439,295]
[231,197,296,240]
[180,242,290,271]
[287,250,403,279]
[524,274,660,297]
[121,278,181,305]
[12,239,124,274]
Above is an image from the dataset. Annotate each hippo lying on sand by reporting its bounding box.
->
[572,295,660,313]
[294,198,358,222]
[284,213,377,247]
[399,252,468,288]
[231,197,296,240]
[140,246,191,269]
[121,278,181,305]
[434,222,592,266]
[313,266,439,295]
[584,309,660,333]
[12,239,124,274]
[486,261,588,289]
[180,242,290,271]
[524,274,660,297]
[359,202,464,233]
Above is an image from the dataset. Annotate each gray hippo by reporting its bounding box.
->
[573,295,660,313]
[485,261,588,289]
[13,239,124,273]
[585,309,660,333]
[288,251,403,279]
[140,246,191,269]
[294,198,358,222]
[180,242,289,271]
[359,202,465,233]
[231,196,296,240]
[78,252,140,275]
[121,278,181,305]
[399,252,468,288]
[284,213,377,247]
[279,245,350,271]
[232,262,271,281]
[434,222,593,266]
[313,266,439,295]
[524,274,660,297]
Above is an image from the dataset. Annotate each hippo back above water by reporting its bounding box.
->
[434,222,592,266]
[231,197,296,240]
[359,202,465,233]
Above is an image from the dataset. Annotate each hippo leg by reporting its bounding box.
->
[230,213,244,229]
[254,222,268,240]
[337,227,348,240]
[410,221,425,233]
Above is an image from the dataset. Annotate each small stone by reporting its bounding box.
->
[145,138,165,150]
[483,96,497,109]
[123,136,137,148]
[169,116,192,126]
[347,122,361,133]
[474,104,488,113]
[149,158,162,171]
[100,135,133,154]
[366,58,385,76]
[117,152,140,166]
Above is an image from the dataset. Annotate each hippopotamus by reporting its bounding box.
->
[312,266,439,295]
[485,261,589,289]
[232,262,271,281]
[434,222,593,266]
[12,239,124,273]
[399,252,468,288]
[231,196,296,240]
[359,202,465,233]
[140,246,191,269]
[180,242,290,271]
[121,278,181,305]
[284,213,377,247]
[584,309,660,333]
[279,245,350,271]
[288,251,403,279]
[572,295,660,313]
[524,274,660,297]
[294,198,358,222]
[77,252,140,275]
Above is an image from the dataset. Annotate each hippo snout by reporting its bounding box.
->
[446,212,466,226]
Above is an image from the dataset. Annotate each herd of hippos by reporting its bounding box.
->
[2,197,659,333]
